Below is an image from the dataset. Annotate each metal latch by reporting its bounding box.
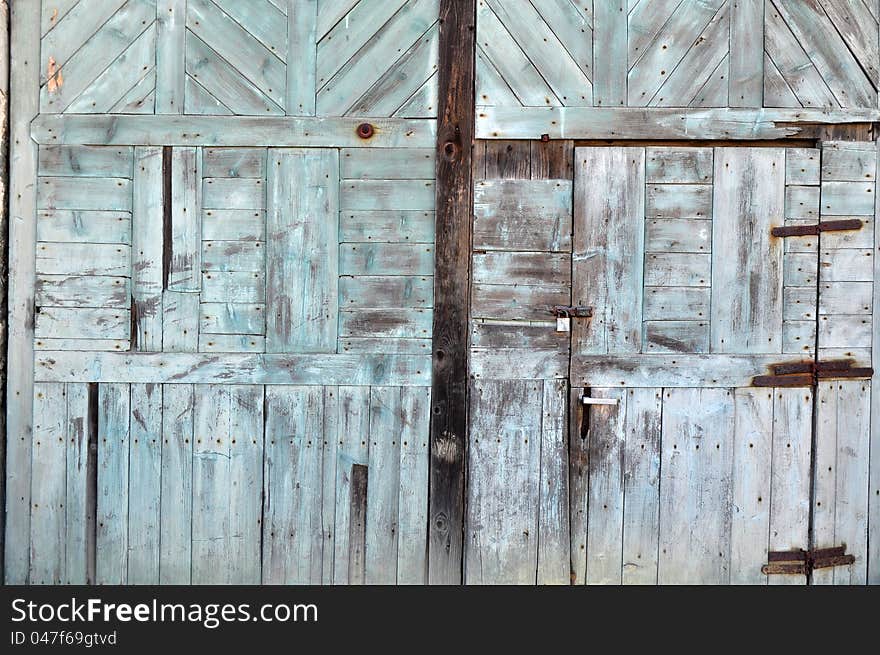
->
[752,359,873,387]
[582,396,618,406]
[771,218,863,237]
[552,305,592,333]
[762,546,855,576]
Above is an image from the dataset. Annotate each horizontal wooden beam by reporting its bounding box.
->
[31,115,437,148]
[571,354,815,388]
[35,352,431,386]
[476,107,880,140]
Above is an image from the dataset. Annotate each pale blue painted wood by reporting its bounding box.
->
[202,177,265,210]
[66,23,157,113]
[339,243,434,276]
[537,380,570,585]
[316,0,359,39]
[396,386,431,584]
[213,0,288,60]
[184,75,233,115]
[35,307,130,341]
[29,383,67,584]
[340,337,432,354]
[37,210,132,244]
[593,0,627,106]
[730,0,763,107]
[339,308,432,339]
[133,146,164,351]
[35,338,129,352]
[64,384,90,584]
[127,383,162,584]
[97,383,131,585]
[39,145,133,178]
[339,276,433,308]
[203,209,265,241]
[202,148,266,178]
[111,69,156,114]
[159,384,194,583]
[37,242,130,277]
[38,177,132,212]
[162,291,200,352]
[202,241,265,272]
[36,275,129,309]
[40,0,81,37]
[266,148,339,353]
[646,184,712,218]
[200,303,265,335]
[156,0,186,113]
[201,271,264,303]
[262,386,325,584]
[168,147,202,291]
[199,333,265,352]
[40,0,128,80]
[821,181,876,215]
[341,148,435,180]
[320,386,339,584]
[476,47,519,108]
[288,0,317,115]
[340,210,435,243]
[393,71,437,118]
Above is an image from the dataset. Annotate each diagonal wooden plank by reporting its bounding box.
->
[317,0,361,39]
[40,0,128,78]
[317,0,440,115]
[476,0,558,106]
[41,0,83,38]
[689,53,729,107]
[531,0,593,82]
[628,0,726,107]
[730,0,764,107]
[347,20,438,116]
[765,1,840,108]
[476,46,518,107]
[393,70,439,117]
[819,0,879,88]
[651,3,729,107]
[487,0,592,105]
[66,22,157,113]
[185,30,284,114]
[774,0,876,108]
[317,0,408,85]
[763,52,801,107]
[111,68,157,114]
[212,0,287,59]
[41,0,157,113]
[184,74,234,114]
[187,0,286,108]
[628,0,685,70]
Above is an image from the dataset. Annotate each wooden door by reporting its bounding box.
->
[570,145,820,584]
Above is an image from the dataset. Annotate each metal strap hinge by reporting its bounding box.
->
[762,546,855,576]
[771,219,863,237]
[752,359,873,387]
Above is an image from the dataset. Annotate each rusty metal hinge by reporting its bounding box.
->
[752,359,873,387]
[771,219,863,237]
[762,546,855,576]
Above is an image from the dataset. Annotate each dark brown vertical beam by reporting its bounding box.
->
[429,0,475,585]
[485,141,530,178]
[348,464,368,585]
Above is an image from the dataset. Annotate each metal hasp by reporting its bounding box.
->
[762,546,856,576]
[770,218,863,237]
[551,305,593,318]
[752,359,873,387]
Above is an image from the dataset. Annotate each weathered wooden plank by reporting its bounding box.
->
[473,251,570,286]
[162,291,199,352]
[821,142,877,182]
[36,307,130,341]
[569,385,588,584]
[287,0,317,114]
[393,71,438,118]
[644,252,711,287]
[471,284,569,321]
[340,210,435,244]
[786,185,820,219]
[159,384,193,583]
[645,218,711,253]
[658,388,734,584]
[184,75,233,115]
[535,379,569,585]
[266,148,338,353]
[784,286,817,320]
[339,309,432,339]
[31,114,437,147]
[36,352,432,386]
[37,209,131,243]
[782,319,816,355]
[820,248,874,282]
[646,184,712,218]
[818,315,872,349]
[36,242,130,277]
[643,286,710,321]
[341,148,435,180]
[263,386,324,584]
[785,148,821,186]
[573,147,645,355]
[470,348,569,381]
[396,387,431,584]
[63,385,90,584]
[340,338,433,355]
[126,384,162,584]
[476,46,520,108]
[871,138,880,585]
[212,0,287,59]
[202,148,266,178]
[38,176,131,212]
[767,387,812,585]
[339,276,433,309]
[711,148,785,353]
[111,69,156,114]
[475,107,880,139]
[646,147,713,183]
[819,281,873,315]
[644,320,709,353]
[484,141,530,179]
[202,241,264,272]
[348,463,369,585]
[96,383,130,585]
[36,275,129,309]
[730,0,764,107]
[730,387,773,584]
[201,271,264,303]
[34,339,129,352]
[341,180,435,212]
[199,303,264,335]
[131,146,164,352]
[473,179,572,251]
[199,334,265,353]
[340,243,434,276]
[156,0,185,113]
[38,145,133,178]
[202,177,264,210]
[763,51,801,108]
[168,147,202,291]
[821,181,876,215]
[466,380,541,584]
[29,383,67,584]
[202,209,265,242]
[571,354,800,388]
[470,321,569,350]
[784,252,818,287]
[593,0,626,107]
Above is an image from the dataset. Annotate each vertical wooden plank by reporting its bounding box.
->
[729,0,764,107]
[768,387,812,585]
[621,388,662,585]
[65,384,90,584]
[569,386,589,584]
[537,379,569,585]
[365,386,403,584]
[593,0,627,106]
[429,0,474,585]
[870,139,880,584]
[126,384,162,584]
[287,0,317,115]
[5,0,40,583]
[132,146,165,352]
[332,386,371,584]
[396,386,431,584]
[711,148,785,353]
[159,384,193,584]
[659,388,734,585]
[96,383,131,585]
[348,463,369,585]
[573,147,645,355]
[162,291,199,351]
[156,0,186,113]
[29,383,67,584]
[320,386,339,584]
[168,147,202,292]
[266,148,338,353]
[730,387,773,584]
[262,386,324,584]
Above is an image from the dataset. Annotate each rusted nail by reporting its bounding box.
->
[540,133,550,142]
[357,123,374,139]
